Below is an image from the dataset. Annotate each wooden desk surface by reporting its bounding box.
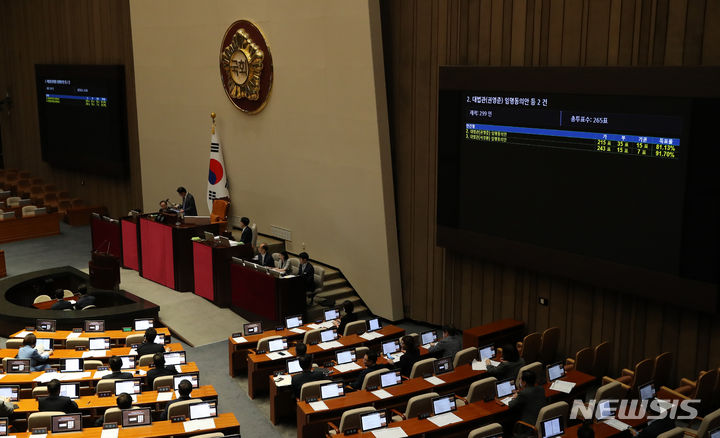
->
[10,327,171,341]
[32,295,80,309]
[0,211,61,244]
[0,342,183,360]
[9,412,240,437]
[462,318,525,349]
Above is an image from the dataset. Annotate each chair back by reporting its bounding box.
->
[22,205,37,217]
[344,320,366,337]
[595,381,628,402]
[313,266,325,292]
[299,379,332,401]
[81,304,97,310]
[288,258,300,274]
[66,338,89,349]
[210,200,230,223]
[467,377,497,403]
[361,368,390,390]
[338,406,377,433]
[6,338,23,349]
[125,334,145,346]
[653,352,673,388]
[409,358,435,379]
[535,401,569,431]
[517,361,545,387]
[138,354,155,367]
[453,347,478,368]
[62,289,75,298]
[572,347,594,374]
[657,427,686,438]
[6,196,20,207]
[154,375,174,390]
[28,411,65,430]
[303,329,323,345]
[403,392,439,419]
[696,407,720,438]
[521,332,542,363]
[167,399,202,418]
[469,423,504,438]
[257,335,281,352]
[32,386,49,398]
[104,407,123,425]
[33,294,52,304]
[630,358,655,392]
[592,341,612,378]
[250,223,258,248]
[355,346,369,359]
[539,327,560,364]
[83,360,103,370]
[696,369,719,416]
[96,379,118,394]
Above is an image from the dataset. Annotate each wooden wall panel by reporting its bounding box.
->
[381,0,720,383]
[0,0,142,217]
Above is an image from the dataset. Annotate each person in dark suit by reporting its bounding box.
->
[335,300,358,336]
[39,379,79,413]
[105,356,134,380]
[298,252,315,290]
[95,392,133,426]
[295,342,308,357]
[177,187,197,216]
[630,406,675,438]
[291,355,326,399]
[351,351,384,390]
[238,217,252,245]
[485,344,525,381]
[73,284,96,310]
[255,244,274,267]
[50,289,74,310]
[508,370,546,425]
[577,422,595,438]
[428,326,463,359]
[136,327,165,357]
[396,335,421,378]
[146,352,177,388]
[162,379,193,420]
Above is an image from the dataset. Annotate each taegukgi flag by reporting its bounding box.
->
[207,131,229,211]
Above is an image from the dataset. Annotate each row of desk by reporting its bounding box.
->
[8,327,172,347]
[0,211,61,244]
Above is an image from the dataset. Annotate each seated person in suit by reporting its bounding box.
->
[295,342,308,357]
[255,243,274,267]
[177,187,197,216]
[396,335,421,378]
[291,355,326,399]
[74,284,96,310]
[351,350,383,390]
[630,406,676,438]
[508,370,546,425]
[163,379,194,420]
[136,327,165,357]
[95,392,133,426]
[273,250,292,274]
[146,352,177,387]
[428,325,463,359]
[39,379,79,413]
[298,252,315,292]
[238,217,252,245]
[105,356,134,380]
[485,344,525,380]
[50,289,74,310]
[17,333,52,371]
[0,394,18,418]
[158,200,169,213]
[334,300,358,336]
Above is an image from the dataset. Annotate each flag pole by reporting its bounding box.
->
[211,112,216,134]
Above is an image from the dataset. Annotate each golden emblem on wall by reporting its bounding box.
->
[219,20,273,114]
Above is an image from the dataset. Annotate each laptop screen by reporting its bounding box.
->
[596,400,616,420]
[36,319,56,332]
[164,351,186,366]
[6,360,30,374]
[122,408,152,427]
[380,370,402,388]
[189,401,218,420]
[421,330,437,345]
[268,338,288,352]
[336,349,356,365]
[51,414,82,433]
[134,319,154,331]
[61,358,83,372]
[320,329,337,343]
[432,394,457,415]
[114,379,142,395]
[0,386,19,401]
[496,378,516,398]
[367,318,381,332]
[88,337,110,350]
[478,344,495,360]
[324,308,340,321]
[153,333,165,345]
[0,418,7,436]
[285,315,303,329]
[244,322,263,336]
[639,382,656,400]
[287,358,302,374]
[173,373,199,390]
[59,383,80,399]
[433,357,454,375]
[119,355,136,370]
[541,416,564,438]
[708,427,720,438]
[360,411,387,432]
[320,382,344,400]
[382,340,400,356]
[36,338,52,352]
[546,362,565,382]
[84,320,105,332]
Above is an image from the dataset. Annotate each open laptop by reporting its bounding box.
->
[119,355,136,370]
[541,415,564,438]
[708,426,720,438]
[134,318,154,331]
[36,338,52,352]
[432,394,457,415]
[639,381,656,400]
[189,401,218,420]
[381,339,401,356]
[59,383,80,399]
[89,337,110,350]
[0,418,7,436]
[478,344,495,361]
[61,358,83,373]
[164,351,186,366]
[496,377,516,400]
[114,379,142,396]
[433,357,454,375]
[36,319,56,332]
[173,372,199,389]
[320,382,345,400]
[154,333,165,345]
[595,400,616,420]
[320,329,338,343]
[380,370,402,389]
[6,359,30,374]
[285,315,303,329]
[367,318,381,332]
[0,386,19,401]
[324,308,340,321]
[51,413,82,433]
[420,330,437,347]
[84,320,105,332]
[121,407,152,427]
[244,322,263,336]
[335,349,356,365]
[546,362,566,382]
[268,338,288,352]
[360,410,388,433]
[286,358,302,374]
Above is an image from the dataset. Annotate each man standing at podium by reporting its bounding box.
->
[177,187,197,216]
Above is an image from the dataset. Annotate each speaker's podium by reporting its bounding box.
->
[89,250,121,290]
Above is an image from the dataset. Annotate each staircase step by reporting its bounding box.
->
[323,271,341,281]
[322,278,348,290]
[316,287,355,300]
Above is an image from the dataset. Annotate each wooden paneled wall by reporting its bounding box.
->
[381,0,720,383]
[0,0,142,217]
